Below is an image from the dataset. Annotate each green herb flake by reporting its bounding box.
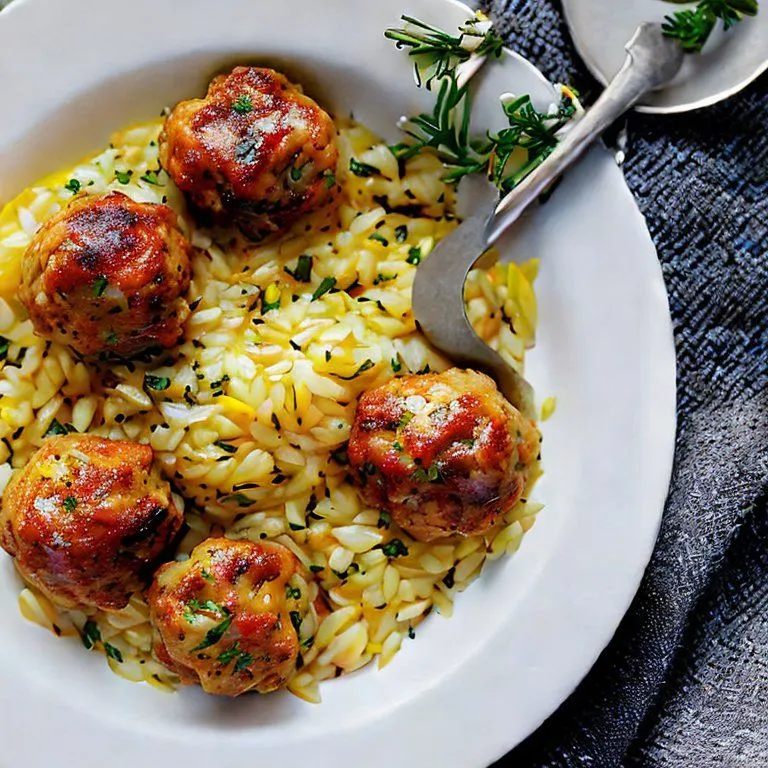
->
[232,94,253,114]
[81,619,101,650]
[106,331,118,345]
[311,276,337,302]
[373,272,397,285]
[309,564,324,573]
[289,164,303,182]
[200,569,215,584]
[322,170,337,189]
[368,233,389,246]
[377,511,392,529]
[91,276,108,297]
[395,224,408,243]
[0,336,9,361]
[62,496,78,513]
[44,419,68,437]
[140,170,161,185]
[284,254,313,283]
[214,440,238,454]
[382,538,409,558]
[398,411,415,428]
[406,247,422,265]
[335,359,375,380]
[408,625,416,640]
[191,610,233,650]
[392,441,404,453]
[115,170,133,184]
[349,158,381,177]
[104,643,124,663]
[64,178,81,194]
[144,374,171,391]
[289,610,303,633]
[391,357,402,373]
[285,585,302,600]
[234,651,254,673]
[459,438,475,448]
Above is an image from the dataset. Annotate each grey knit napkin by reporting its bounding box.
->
[482,2,768,766]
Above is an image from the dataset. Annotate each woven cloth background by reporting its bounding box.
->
[480,1,768,766]
[0,0,765,765]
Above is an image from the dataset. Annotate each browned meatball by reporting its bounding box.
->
[348,368,541,542]
[18,191,192,357]
[159,66,339,239]
[148,538,312,696]
[0,434,183,611]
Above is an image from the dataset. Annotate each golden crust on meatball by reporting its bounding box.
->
[159,66,339,239]
[18,191,192,357]
[148,538,313,696]
[348,368,541,542]
[0,434,183,611]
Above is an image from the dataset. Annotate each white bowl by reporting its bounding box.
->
[0,1,676,766]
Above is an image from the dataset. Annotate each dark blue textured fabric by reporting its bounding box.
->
[481,2,768,766]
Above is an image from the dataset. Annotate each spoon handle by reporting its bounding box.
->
[485,23,683,245]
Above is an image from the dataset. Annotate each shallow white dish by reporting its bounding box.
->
[0,0,676,766]
[561,0,768,114]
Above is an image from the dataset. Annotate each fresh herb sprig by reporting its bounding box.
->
[387,14,579,192]
[385,13,503,88]
[662,0,758,53]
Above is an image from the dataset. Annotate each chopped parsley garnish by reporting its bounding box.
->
[373,272,397,285]
[0,336,9,361]
[115,170,133,184]
[406,247,422,265]
[289,165,303,182]
[349,158,381,177]
[183,598,227,625]
[408,625,416,640]
[442,567,456,589]
[412,463,441,483]
[382,538,409,558]
[331,447,349,465]
[395,224,408,243]
[459,438,475,448]
[104,643,124,663]
[140,170,161,185]
[322,169,337,189]
[64,178,81,193]
[81,620,101,650]
[200,569,215,584]
[285,585,302,600]
[144,374,171,391]
[309,564,324,573]
[288,522,306,531]
[311,277,336,301]
[106,331,118,345]
[392,441,404,452]
[398,411,415,428]
[377,511,392,529]
[369,233,389,246]
[191,608,233,650]
[214,440,237,454]
[217,641,253,672]
[62,496,78,513]
[92,276,108,297]
[284,254,313,282]
[335,359,375,380]
[289,611,303,633]
[232,94,253,114]
[391,357,402,373]
[44,419,67,436]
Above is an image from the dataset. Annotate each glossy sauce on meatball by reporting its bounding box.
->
[0,434,183,611]
[18,191,192,357]
[159,66,339,239]
[348,368,541,542]
[149,538,312,696]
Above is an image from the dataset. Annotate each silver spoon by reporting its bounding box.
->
[412,23,684,420]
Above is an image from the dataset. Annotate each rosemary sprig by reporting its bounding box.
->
[662,0,758,53]
[385,13,503,88]
[387,14,579,193]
